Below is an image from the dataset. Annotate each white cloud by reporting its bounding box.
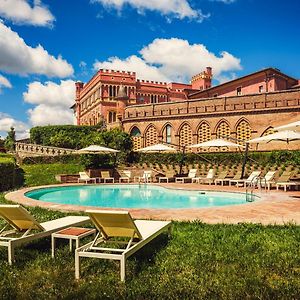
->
[23,80,76,106]
[0,74,12,92]
[94,55,170,82]
[94,38,242,83]
[0,112,29,139]
[0,0,55,26]
[27,104,75,126]
[23,80,76,126]
[0,21,73,77]
[92,0,209,22]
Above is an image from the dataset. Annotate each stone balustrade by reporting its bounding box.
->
[15,142,76,157]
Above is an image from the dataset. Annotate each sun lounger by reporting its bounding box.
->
[0,205,89,265]
[159,170,175,183]
[218,171,242,186]
[257,171,276,190]
[192,169,215,184]
[214,170,229,186]
[229,171,261,187]
[119,170,132,183]
[134,170,153,183]
[99,171,114,183]
[276,171,300,191]
[78,172,97,184]
[75,210,171,281]
[175,169,197,183]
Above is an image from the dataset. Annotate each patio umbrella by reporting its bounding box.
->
[274,120,300,132]
[188,138,244,149]
[248,130,300,144]
[77,145,120,154]
[136,143,177,153]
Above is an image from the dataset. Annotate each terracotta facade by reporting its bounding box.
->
[123,89,300,151]
[73,67,300,151]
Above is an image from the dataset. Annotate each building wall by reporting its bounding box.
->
[189,69,298,99]
[123,89,300,151]
[75,69,194,125]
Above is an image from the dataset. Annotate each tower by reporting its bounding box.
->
[191,67,213,90]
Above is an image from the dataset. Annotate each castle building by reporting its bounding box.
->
[73,67,300,151]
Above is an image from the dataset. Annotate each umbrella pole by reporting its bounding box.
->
[179,146,186,175]
[241,143,249,179]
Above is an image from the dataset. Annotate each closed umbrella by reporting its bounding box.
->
[136,143,177,153]
[77,145,120,154]
[248,130,300,144]
[274,120,300,132]
[188,138,244,149]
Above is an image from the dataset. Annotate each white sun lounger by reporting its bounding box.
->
[229,171,261,187]
[175,169,197,183]
[0,205,89,264]
[75,210,171,281]
[78,172,97,184]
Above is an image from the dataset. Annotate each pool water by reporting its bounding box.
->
[25,185,256,209]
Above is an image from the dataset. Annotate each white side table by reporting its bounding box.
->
[51,227,96,258]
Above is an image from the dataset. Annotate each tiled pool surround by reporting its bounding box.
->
[5,183,300,225]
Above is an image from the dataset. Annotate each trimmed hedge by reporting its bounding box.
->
[0,160,24,192]
[30,125,101,149]
[136,150,300,167]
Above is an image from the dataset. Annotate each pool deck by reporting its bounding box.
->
[5,183,300,225]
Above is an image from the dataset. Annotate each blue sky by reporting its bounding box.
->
[0,0,299,138]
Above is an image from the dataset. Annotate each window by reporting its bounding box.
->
[164,125,172,143]
[213,93,218,98]
[259,85,264,93]
[108,111,116,123]
[236,87,242,96]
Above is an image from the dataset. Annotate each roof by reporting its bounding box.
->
[189,67,298,98]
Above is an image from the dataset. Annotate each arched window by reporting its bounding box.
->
[216,121,230,138]
[197,122,211,152]
[216,121,231,152]
[145,125,158,147]
[261,127,274,137]
[163,125,172,143]
[179,123,192,151]
[236,120,252,144]
[130,127,142,150]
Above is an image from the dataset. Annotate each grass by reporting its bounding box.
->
[0,162,299,299]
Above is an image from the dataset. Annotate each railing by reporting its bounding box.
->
[15,142,76,156]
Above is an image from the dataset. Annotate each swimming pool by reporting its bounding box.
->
[25,185,257,209]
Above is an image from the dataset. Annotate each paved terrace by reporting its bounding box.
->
[5,183,300,225]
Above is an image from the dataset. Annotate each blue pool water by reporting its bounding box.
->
[25,185,256,209]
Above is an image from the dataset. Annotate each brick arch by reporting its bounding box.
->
[197,121,212,143]
[213,119,231,134]
[261,126,275,137]
[129,126,142,150]
[144,124,158,147]
[235,118,252,144]
[178,122,193,150]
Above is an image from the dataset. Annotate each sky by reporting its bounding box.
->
[0,0,300,139]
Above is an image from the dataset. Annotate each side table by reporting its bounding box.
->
[52,227,96,258]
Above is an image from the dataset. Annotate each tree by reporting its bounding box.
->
[4,127,16,151]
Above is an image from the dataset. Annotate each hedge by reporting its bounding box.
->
[136,150,300,167]
[0,160,24,192]
[30,125,101,149]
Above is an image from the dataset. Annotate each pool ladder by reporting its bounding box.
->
[245,175,267,202]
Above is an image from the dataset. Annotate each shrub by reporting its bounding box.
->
[0,159,24,191]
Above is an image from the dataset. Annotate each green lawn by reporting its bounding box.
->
[0,163,299,299]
